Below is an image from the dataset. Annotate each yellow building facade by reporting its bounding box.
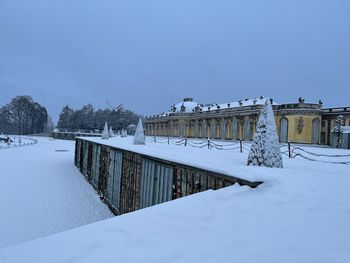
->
[145,97,350,145]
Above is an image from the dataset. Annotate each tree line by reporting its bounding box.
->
[0,96,50,135]
[0,96,140,135]
[57,104,140,131]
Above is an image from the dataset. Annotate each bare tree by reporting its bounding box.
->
[0,96,48,135]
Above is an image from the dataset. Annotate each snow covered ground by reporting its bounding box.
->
[0,137,113,249]
[0,136,349,262]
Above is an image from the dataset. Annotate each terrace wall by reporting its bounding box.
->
[75,138,262,215]
[53,132,101,141]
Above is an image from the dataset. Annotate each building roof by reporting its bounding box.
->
[174,101,199,113]
[170,97,277,114]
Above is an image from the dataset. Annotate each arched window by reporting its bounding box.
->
[210,120,216,139]
[206,122,211,138]
[312,118,320,144]
[198,123,202,138]
[179,123,185,137]
[232,118,238,140]
[244,119,251,141]
[203,120,208,138]
[280,117,289,143]
[216,120,221,139]
[225,120,230,139]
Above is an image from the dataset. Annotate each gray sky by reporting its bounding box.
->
[1,0,350,123]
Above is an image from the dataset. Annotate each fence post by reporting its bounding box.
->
[154,136,156,143]
[185,137,187,147]
[207,137,210,149]
[168,136,170,145]
[240,139,243,153]
[288,141,291,158]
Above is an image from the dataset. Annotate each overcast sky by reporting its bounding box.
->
[1,0,349,123]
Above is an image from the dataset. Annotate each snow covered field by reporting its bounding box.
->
[0,137,113,249]
[0,136,349,262]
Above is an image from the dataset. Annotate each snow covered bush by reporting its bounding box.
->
[133,118,145,145]
[121,129,127,137]
[109,127,114,138]
[247,99,283,168]
[101,122,109,140]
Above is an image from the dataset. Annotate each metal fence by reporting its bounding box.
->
[75,138,262,216]
[285,145,350,165]
[148,136,350,165]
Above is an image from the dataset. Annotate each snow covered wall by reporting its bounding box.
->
[75,137,262,215]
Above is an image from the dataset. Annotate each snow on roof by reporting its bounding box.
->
[169,97,277,114]
[207,97,278,112]
[174,101,199,113]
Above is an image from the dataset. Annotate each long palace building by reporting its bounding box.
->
[145,97,350,145]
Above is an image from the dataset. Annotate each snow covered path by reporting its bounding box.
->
[0,137,113,249]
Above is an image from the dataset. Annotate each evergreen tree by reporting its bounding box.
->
[121,129,127,137]
[247,99,283,168]
[133,118,145,145]
[57,105,74,129]
[56,104,140,132]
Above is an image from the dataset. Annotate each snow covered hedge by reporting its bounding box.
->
[247,99,283,168]
[133,118,145,145]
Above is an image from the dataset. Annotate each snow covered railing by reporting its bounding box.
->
[147,136,248,152]
[52,131,101,141]
[287,145,350,165]
[75,138,263,216]
[148,136,350,165]
[0,136,38,150]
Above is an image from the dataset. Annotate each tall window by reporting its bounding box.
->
[180,124,185,137]
[280,118,289,142]
[232,118,238,140]
[216,120,221,139]
[225,120,230,139]
[244,119,251,141]
[211,120,216,139]
[312,118,320,144]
